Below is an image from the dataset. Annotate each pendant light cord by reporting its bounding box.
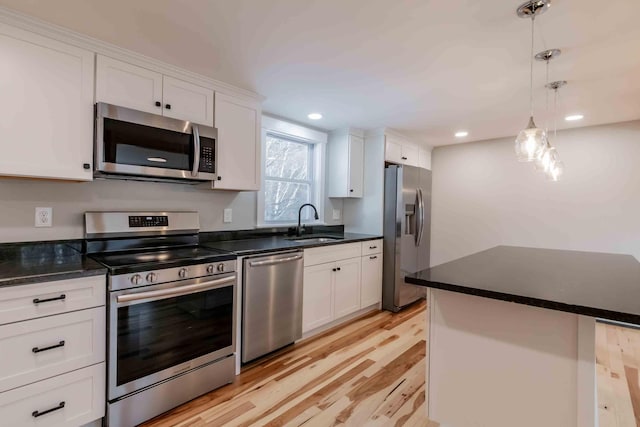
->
[554,87,558,140]
[545,60,550,133]
[529,17,535,117]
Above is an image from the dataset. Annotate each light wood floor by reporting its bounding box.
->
[597,321,640,427]
[141,300,437,427]
[139,303,640,427]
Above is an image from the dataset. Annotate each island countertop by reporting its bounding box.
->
[405,245,640,324]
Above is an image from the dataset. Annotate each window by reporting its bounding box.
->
[258,116,327,226]
[264,134,315,223]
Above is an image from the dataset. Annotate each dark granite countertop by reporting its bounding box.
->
[200,233,382,256]
[0,241,107,287]
[406,245,640,324]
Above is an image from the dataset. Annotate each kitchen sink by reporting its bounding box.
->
[287,236,344,243]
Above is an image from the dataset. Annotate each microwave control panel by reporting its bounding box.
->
[199,137,215,173]
[129,216,169,228]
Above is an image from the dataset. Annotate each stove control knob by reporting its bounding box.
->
[130,274,142,285]
[217,263,225,272]
[146,272,157,283]
[178,268,187,279]
[206,264,214,274]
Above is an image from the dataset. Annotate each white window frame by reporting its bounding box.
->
[258,115,327,227]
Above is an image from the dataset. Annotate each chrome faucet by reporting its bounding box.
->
[297,203,319,236]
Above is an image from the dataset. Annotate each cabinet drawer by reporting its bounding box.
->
[0,363,105,427]
[0,275,105,326]
[304,243,361,267]
[361,239,383,256]
[0,307,105,393]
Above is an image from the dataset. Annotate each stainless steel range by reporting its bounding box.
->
[85,211,237,427]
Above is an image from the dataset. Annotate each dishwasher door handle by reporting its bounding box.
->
[249,254,303,267]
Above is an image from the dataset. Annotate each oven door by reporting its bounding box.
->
[108,273,236,401]
[95,102,217,181]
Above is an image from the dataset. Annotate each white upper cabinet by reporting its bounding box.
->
[95,55,163,115]
[213,93,261,191]
[0,23,94,181]
[384,134,430,170]
[162,76,214,125]
[96,55,214,125]
[401,144,419,167]
[385,137,403,164]
[419,148,432,170]
[327,130,364,198]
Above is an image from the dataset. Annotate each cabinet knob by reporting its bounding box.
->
[165,103,171,110]
[332,268,337,272]
[217,176,222,181]
[83,163,91,170]
[401,156,408,160]
[155,101,161,107]
[350,189,354,193]
[337,267,341,271]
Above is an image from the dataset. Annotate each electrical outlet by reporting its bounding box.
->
[223,208,232,223]
[35,207,52,227]
[332,209,341,220]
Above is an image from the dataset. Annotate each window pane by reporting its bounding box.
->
[265,135,310,180]
[265,180,311,222]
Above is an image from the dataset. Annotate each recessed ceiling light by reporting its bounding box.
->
[565,114,584,121]
[307,113,323,120]
[455,131,469,138]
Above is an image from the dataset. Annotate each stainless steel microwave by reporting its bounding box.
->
[95,103,217,183]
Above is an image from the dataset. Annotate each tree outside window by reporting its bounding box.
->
[264,134,315,223]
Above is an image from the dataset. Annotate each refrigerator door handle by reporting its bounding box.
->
[416,188,425,247]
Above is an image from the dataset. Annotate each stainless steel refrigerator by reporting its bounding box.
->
[383,164,431,312]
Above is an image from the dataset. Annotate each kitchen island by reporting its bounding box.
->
[405,246,640,427]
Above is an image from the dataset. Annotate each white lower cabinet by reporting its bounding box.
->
[0,276,106,426]
[361,253,383,307]
[0,364,105,427]
[0,307,105,393]
[302,240,382,334]
[302,263,335,332]
[333,258,362,319]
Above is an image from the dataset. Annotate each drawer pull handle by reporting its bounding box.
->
[33,294,66,305]
[33,340,65,353]
[370,256,378,260]
[32,401,65,418]
[369,246,377,249]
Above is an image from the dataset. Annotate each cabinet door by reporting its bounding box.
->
[401,144,420,167]
[95,55,163,115]
[348,135,364,197]
[213,93,261,190]
[419,148,431,170]
[361,254,383,307]
[302,263,334,333]
[0,24,94,181]
[162,76,214,125]
[333,257,361,319]
[385,137,403,164]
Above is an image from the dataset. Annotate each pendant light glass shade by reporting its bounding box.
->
[546,160,564,181]
[535,143,558,173]
[515,116,546,162]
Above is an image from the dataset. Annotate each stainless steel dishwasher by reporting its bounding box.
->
[242,250,304,363]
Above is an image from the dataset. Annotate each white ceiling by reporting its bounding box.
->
[1,0,639,147]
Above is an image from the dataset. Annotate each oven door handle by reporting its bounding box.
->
[116,275,235,304]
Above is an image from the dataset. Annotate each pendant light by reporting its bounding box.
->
[514,0,551,162]
[545,80,566,181]
[534,49,560,173]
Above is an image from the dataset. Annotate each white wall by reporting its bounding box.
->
[431,120,640,266]
[0,179,257,242]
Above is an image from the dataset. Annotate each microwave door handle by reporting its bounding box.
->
[191,124,201,177]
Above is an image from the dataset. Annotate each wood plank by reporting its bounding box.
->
[141,300,434,427]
